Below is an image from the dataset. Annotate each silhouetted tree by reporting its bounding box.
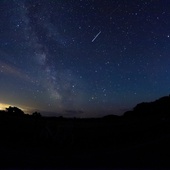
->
[32,111,41,117]
[6,106,24,116]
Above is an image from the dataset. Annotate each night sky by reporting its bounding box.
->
[0,0,170,117]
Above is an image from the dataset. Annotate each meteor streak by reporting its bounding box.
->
[92,31,101,42]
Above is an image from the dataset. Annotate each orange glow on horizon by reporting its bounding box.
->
[0,103,11,110]
[0,103,33,114]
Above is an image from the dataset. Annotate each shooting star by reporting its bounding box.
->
[92,31,101,42]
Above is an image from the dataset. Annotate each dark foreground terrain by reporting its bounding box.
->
[1,96,170,169]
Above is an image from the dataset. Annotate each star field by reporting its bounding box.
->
[0,0,170,117]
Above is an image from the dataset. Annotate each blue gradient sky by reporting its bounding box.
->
[0,0,170,117]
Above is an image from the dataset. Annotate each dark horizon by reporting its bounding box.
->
[0,103,127,117]
[1,94,170,118]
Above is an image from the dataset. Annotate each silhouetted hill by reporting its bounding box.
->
[123,95,170,120]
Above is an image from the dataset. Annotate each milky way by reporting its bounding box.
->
[0,0,170,117]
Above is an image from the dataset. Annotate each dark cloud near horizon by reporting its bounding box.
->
[65,110,84,115]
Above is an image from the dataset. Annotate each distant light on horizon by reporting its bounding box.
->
[0,102,33,114]
[0,103,11,110]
